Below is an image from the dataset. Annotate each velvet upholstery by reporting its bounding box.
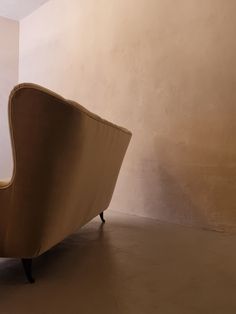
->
[0,83,132,258]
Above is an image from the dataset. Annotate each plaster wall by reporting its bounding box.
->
[0,17,19,180]
[19,0,236,231]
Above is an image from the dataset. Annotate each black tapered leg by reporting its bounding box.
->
[99,212,106,223]
[21,259,35,284]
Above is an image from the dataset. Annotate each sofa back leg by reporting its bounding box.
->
[22,258,35,284]
[99,212,106,223]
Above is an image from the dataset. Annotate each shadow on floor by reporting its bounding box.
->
[0,218,125,314]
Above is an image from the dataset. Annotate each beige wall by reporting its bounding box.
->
[19,0,236,231]
[0,17,19,180]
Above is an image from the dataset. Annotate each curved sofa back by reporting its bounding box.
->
[0,83,132,257]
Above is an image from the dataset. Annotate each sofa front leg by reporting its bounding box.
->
[22,258,35,284]
[99,212,106,223]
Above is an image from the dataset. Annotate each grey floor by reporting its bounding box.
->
[0,211,236,314]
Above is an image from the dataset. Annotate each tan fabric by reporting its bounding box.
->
[0,83,132,258]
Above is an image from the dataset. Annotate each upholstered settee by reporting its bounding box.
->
[0,83,132,283]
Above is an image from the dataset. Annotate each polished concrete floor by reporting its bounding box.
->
[0,211,236,313]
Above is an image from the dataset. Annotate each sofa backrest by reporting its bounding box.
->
[1,83,131,257]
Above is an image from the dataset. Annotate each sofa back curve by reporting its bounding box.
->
[0,83,132,258]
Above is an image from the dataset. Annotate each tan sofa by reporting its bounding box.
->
[0,83,132,283]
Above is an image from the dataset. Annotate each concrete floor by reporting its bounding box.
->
[0,211,236,313]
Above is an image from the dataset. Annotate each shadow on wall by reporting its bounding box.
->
[142,136,236,232]
[0,106,13,181]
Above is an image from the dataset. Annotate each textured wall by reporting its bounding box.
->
[0,17,19,180]
[19,0,236,231]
